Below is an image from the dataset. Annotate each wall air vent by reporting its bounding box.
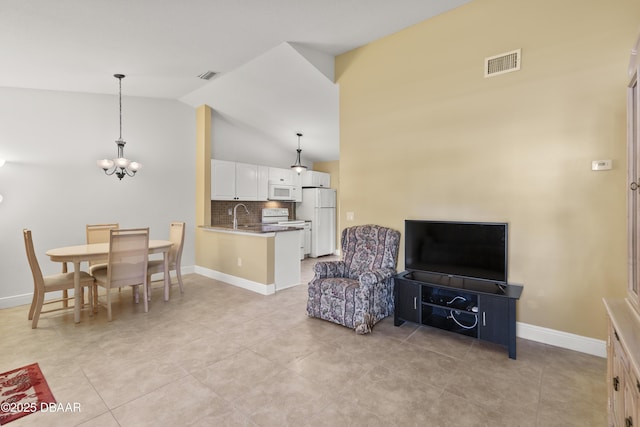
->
[484,49,521,78]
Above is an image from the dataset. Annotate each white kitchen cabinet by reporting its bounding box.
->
[301,170,330,188]
[268,167,293,185]
[257,165,269,201]
[211,159,258,200]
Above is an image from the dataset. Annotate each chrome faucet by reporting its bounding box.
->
[233,203,250,229]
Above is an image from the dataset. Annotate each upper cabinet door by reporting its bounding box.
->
[211,159,236,200]
[268,167,293,185]
[257,165,269,201]
[302,171,331,188]
[235,162,258,200]
[211,160,258,200]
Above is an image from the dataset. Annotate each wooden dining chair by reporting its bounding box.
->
[92,228,149,321]
[86,223,119,274]
[147,221,185,298]
[23,229,95,328]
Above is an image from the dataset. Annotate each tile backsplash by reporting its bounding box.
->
[211,201,296,226]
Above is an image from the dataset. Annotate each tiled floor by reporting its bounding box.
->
[1,257,607,426]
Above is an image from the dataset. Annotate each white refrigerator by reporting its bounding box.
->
[297,188,336,257]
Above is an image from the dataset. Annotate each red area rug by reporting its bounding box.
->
[0,363,56,425]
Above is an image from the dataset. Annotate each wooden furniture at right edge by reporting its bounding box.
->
[603,32,640,427]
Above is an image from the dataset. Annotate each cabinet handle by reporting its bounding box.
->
[413,297,417,310]
[632,182,639,191]
[626,416,633,427]
[614,330,620,341]
[614,376,620,391]
[637,379,640,393]
[482,312,486,327]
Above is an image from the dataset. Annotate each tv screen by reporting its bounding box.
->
[405,220,508,283]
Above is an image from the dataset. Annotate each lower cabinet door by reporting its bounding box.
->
[478,295,508,346]
[394,279,421,325]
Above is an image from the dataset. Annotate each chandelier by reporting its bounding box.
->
[97,74,141,180]
[290,132,307,174]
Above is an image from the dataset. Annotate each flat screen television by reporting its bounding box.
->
[405,220,508,284]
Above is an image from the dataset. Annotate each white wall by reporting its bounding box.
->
[211,110,312,169]
[0,87,195,307]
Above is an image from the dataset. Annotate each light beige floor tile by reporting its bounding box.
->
[195,348,286,400]
[234,368,334,427]
[0,269,611,427]
[406,324,475,359]
[82,353,189,409]
[111,375,248,427]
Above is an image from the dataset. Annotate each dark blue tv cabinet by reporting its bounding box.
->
[394,270,523,359]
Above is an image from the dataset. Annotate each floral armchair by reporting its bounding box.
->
[306,224,401,334]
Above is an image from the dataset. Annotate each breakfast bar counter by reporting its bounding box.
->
[195,225,301,295]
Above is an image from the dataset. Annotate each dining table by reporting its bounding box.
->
[46,240,173,323]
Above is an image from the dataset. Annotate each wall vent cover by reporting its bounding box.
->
[484,49,521,78]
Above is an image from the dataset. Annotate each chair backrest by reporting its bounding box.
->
[23,229,44,294]
[86,223,119,267]
[107,228,149,288]
[167,222,185,268]
[340,225,401,279]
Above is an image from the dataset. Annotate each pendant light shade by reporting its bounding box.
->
[291,132,307,174]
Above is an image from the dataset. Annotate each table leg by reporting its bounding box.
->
[73,261,81,323]
[163,250,170,301]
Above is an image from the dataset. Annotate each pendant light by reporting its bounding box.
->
[97,74,141,180]
[291,132,307,174]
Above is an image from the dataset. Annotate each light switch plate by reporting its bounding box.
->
[592,160,612,171]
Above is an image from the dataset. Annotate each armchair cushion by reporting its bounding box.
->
[307,225,400,334]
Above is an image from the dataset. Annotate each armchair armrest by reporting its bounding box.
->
[313,260,346,279]
[359,268,397,288]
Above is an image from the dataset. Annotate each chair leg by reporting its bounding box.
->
[176,268,184,294]
[93,283,98,314]
[133,285,140,304]
[142,281,148,313]
[87,285,93,317]
[146,274,152,301]
[28,290,37,320]
[62,289,69,308]
[106,288,112,322]
[31,291,44,329]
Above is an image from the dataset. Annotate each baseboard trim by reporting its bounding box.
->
[0,266,197,310]
[193,266,275,295]
[517,321,606,358]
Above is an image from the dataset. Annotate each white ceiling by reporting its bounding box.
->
[1,0,471,162]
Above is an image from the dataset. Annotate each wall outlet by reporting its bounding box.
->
[237,257,242,267]
[346,212,354,221]
[592,159,612,171]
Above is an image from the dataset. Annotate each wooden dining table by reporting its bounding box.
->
[46,240,173,323]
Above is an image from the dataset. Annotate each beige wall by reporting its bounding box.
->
[196,230,274,285]
[335,0,639,340]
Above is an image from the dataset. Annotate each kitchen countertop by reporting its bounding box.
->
[200,224,301,234]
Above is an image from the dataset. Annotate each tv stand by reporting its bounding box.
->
[394,270,523,359]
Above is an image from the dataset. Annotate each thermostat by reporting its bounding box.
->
[591,160,612,171]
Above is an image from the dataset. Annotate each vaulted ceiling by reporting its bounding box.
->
[2,0,471,161]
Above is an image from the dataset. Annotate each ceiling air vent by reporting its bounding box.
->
[484,49,521,78]
[197,71,218,80]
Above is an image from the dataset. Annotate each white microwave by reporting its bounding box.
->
[268,183,294,200]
